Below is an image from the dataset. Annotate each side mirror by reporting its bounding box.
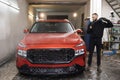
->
[76,29,83,34]
[24,29,29,33]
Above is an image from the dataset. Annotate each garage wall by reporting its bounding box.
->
[102,0,120,23]
[76,6,85,28]
[84,0,90,18]
[68,0,90,29]
[0,0,28,63]
[28,6,34,27]
[68,6,85,29]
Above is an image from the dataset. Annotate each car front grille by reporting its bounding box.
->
[27,48,75,64]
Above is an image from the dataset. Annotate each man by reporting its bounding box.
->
[87,13,113,72]
[83,18,91,51]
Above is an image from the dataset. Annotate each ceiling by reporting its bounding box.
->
[27,0,88,12]
[27,0,88,4]
[33,5,83,12]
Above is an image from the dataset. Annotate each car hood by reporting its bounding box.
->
[22,32,83,45]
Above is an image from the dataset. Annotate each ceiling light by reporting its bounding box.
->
[73,13,77,18]
[40,13,45,18]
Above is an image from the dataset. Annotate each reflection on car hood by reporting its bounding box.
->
[22,32,83,45]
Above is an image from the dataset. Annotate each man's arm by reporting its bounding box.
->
[105,19,113,28]
[100,17,113,28]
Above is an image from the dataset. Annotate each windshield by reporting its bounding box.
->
[30,22,74,33]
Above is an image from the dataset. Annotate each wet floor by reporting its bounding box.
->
[0,55,120,80]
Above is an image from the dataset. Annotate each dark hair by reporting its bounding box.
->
[85,18,90,21]
[92,13,98,16]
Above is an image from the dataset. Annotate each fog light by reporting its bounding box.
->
[18,50,27,58]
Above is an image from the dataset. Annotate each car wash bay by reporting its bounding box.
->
[0,0,120,80]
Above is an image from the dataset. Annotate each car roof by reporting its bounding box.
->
[37,19,70,23]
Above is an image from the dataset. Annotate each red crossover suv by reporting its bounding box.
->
[16,19,86,75]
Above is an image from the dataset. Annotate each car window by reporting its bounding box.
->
[30,22,74,33]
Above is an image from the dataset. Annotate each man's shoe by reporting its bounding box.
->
[97,66,102,73]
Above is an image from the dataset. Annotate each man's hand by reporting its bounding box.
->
[101,19,108,23]
[99,17,108,24]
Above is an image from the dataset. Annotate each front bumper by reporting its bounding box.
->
[18,64,85,75]
[16,47,86,75]
[16,55,85,75]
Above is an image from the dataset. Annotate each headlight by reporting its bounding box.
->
[75,49,84,56]
[18,42,26,48]
[76,42,85,47]
[18,50,27,58]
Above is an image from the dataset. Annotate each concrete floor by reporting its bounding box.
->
[0,55,120,80]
